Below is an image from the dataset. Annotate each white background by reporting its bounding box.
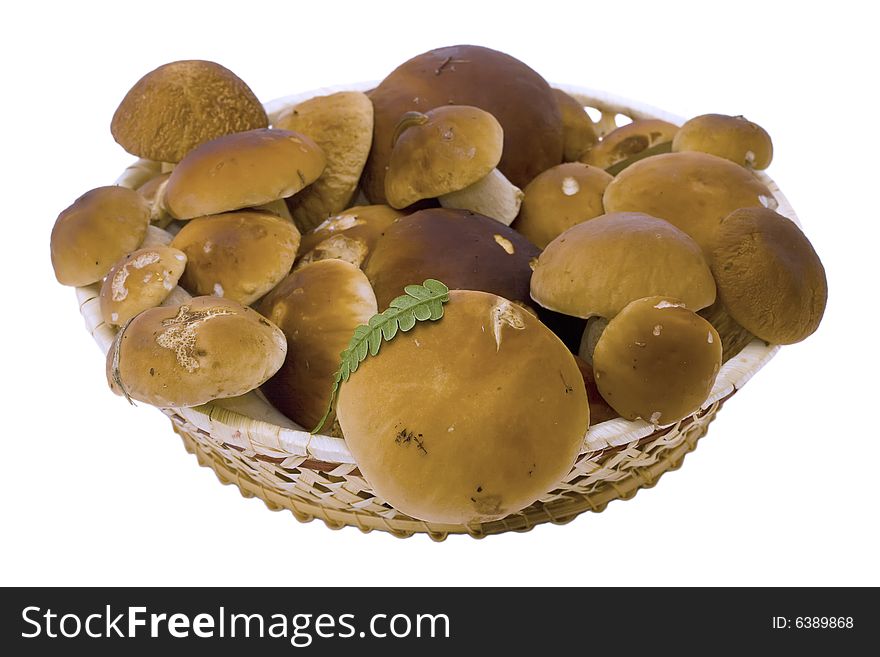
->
[2,0,877,587]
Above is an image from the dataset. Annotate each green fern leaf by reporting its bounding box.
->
[310,279,450,434]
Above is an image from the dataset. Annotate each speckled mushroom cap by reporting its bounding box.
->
[592,296,722,425]
[364,207,539,309]
[363,44,563,203]
[296,204,404,270]
[582,119,678,169]
[673,114,773,169]
[530,212,716,319]
[100,246,187,326]
[257,259,378,430]
[51,186,150,286]
[170,211,301,305]
[552,88,598,162]
[336,289,588,525]
[111,60,268,163]
[512,162,613,248]
[710,207,827,344]
[107,296,287,408]
[274,91,374,233]
[384,105,503,208]
[164,128,326,220]
[602,151,776,252]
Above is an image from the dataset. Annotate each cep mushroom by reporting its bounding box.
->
[673,114,773,169]
[170,211,301,305]
[136,173,173,228]
[512,162,613,248]
[552,88,598,162]
[100,246,188,326]
[592,296,722,425]
[336,289,588,525]
[582,119,679,171]
[163,128,326,220]
[274,91,374,233]
[107,296,287,408]
[385,105,523,225]
[111,60,268,163]
[51,186,150,287]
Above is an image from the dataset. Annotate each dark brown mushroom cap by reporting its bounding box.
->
[364,207,539,309]
[710,207,827,344]
[111,60,268,163]
[363,44,563,203]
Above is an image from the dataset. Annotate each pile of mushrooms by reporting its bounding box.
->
[50,46,827,526]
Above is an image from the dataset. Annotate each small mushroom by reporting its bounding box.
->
[710,207,827,344]
[50,186,150,287]
[552,88,598,162]
[100,246,187,326]
[295,204,403,270]
[673,114,773,169]
[384,106,523,225]
[257,259,378,430]
[111,60,268,163]
[582,119,678,170]
[512,162,613,248]
[530,212,716,319]
[107,296,287,408]
[592,296,722,425]
[274,91,374,233]
[603,151,777,253]
[365,207,539,309]
[170,211,301,305]
[164,128,326,220]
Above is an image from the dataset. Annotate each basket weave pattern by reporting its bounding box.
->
[78,86,792,540]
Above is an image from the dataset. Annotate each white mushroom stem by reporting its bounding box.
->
[578,316,609,366]
[141,225,175,248]
[439,168,523,226]
[161,285,193,307]
[255,198,294,223]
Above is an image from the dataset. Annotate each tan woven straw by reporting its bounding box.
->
[75,83,796,540]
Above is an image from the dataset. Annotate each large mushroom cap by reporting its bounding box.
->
[107,296,287,408]
[170,211,301,305]
[710,207,827,344]
[364,207,539,309]
[363,44,563,203]
[336,289,588,525]
[384,105,503,208]
[513,162,613,249]
[603,151,775,252]
[593,296,722,425]
[111,60,268,163]
[257,259,378,430]
[100,246,187,326]
[164,128,325,220]
[530,212,716,319]
[51,186,150,287]
[673,114,773,169]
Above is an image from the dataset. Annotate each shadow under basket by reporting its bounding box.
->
[78,84,796,540]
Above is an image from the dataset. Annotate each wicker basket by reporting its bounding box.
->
[75,83,796,540]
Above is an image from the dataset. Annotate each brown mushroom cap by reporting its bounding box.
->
[384,105,503,208]
[274,91,374,233]
[530,212,716,319]
[100,246,187,326]
[512,162,613,248]
[336,289,588,524]
[592,296,722,425]
[673,114,773,169]
[51,186,150,287]
[111,60,268,163]
[602,151,776,252]
[552,88,598,162]
[582,119,679,169]
[710,207,827,344]
[363,44,563,203]
[364,208,539,309]
[296,204,404,270]
[164,128,326,220]
[170,211,301,305]
[257,260,378,430]
[107,296,287,407]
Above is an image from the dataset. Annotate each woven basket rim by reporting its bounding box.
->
[77,82,796,466]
